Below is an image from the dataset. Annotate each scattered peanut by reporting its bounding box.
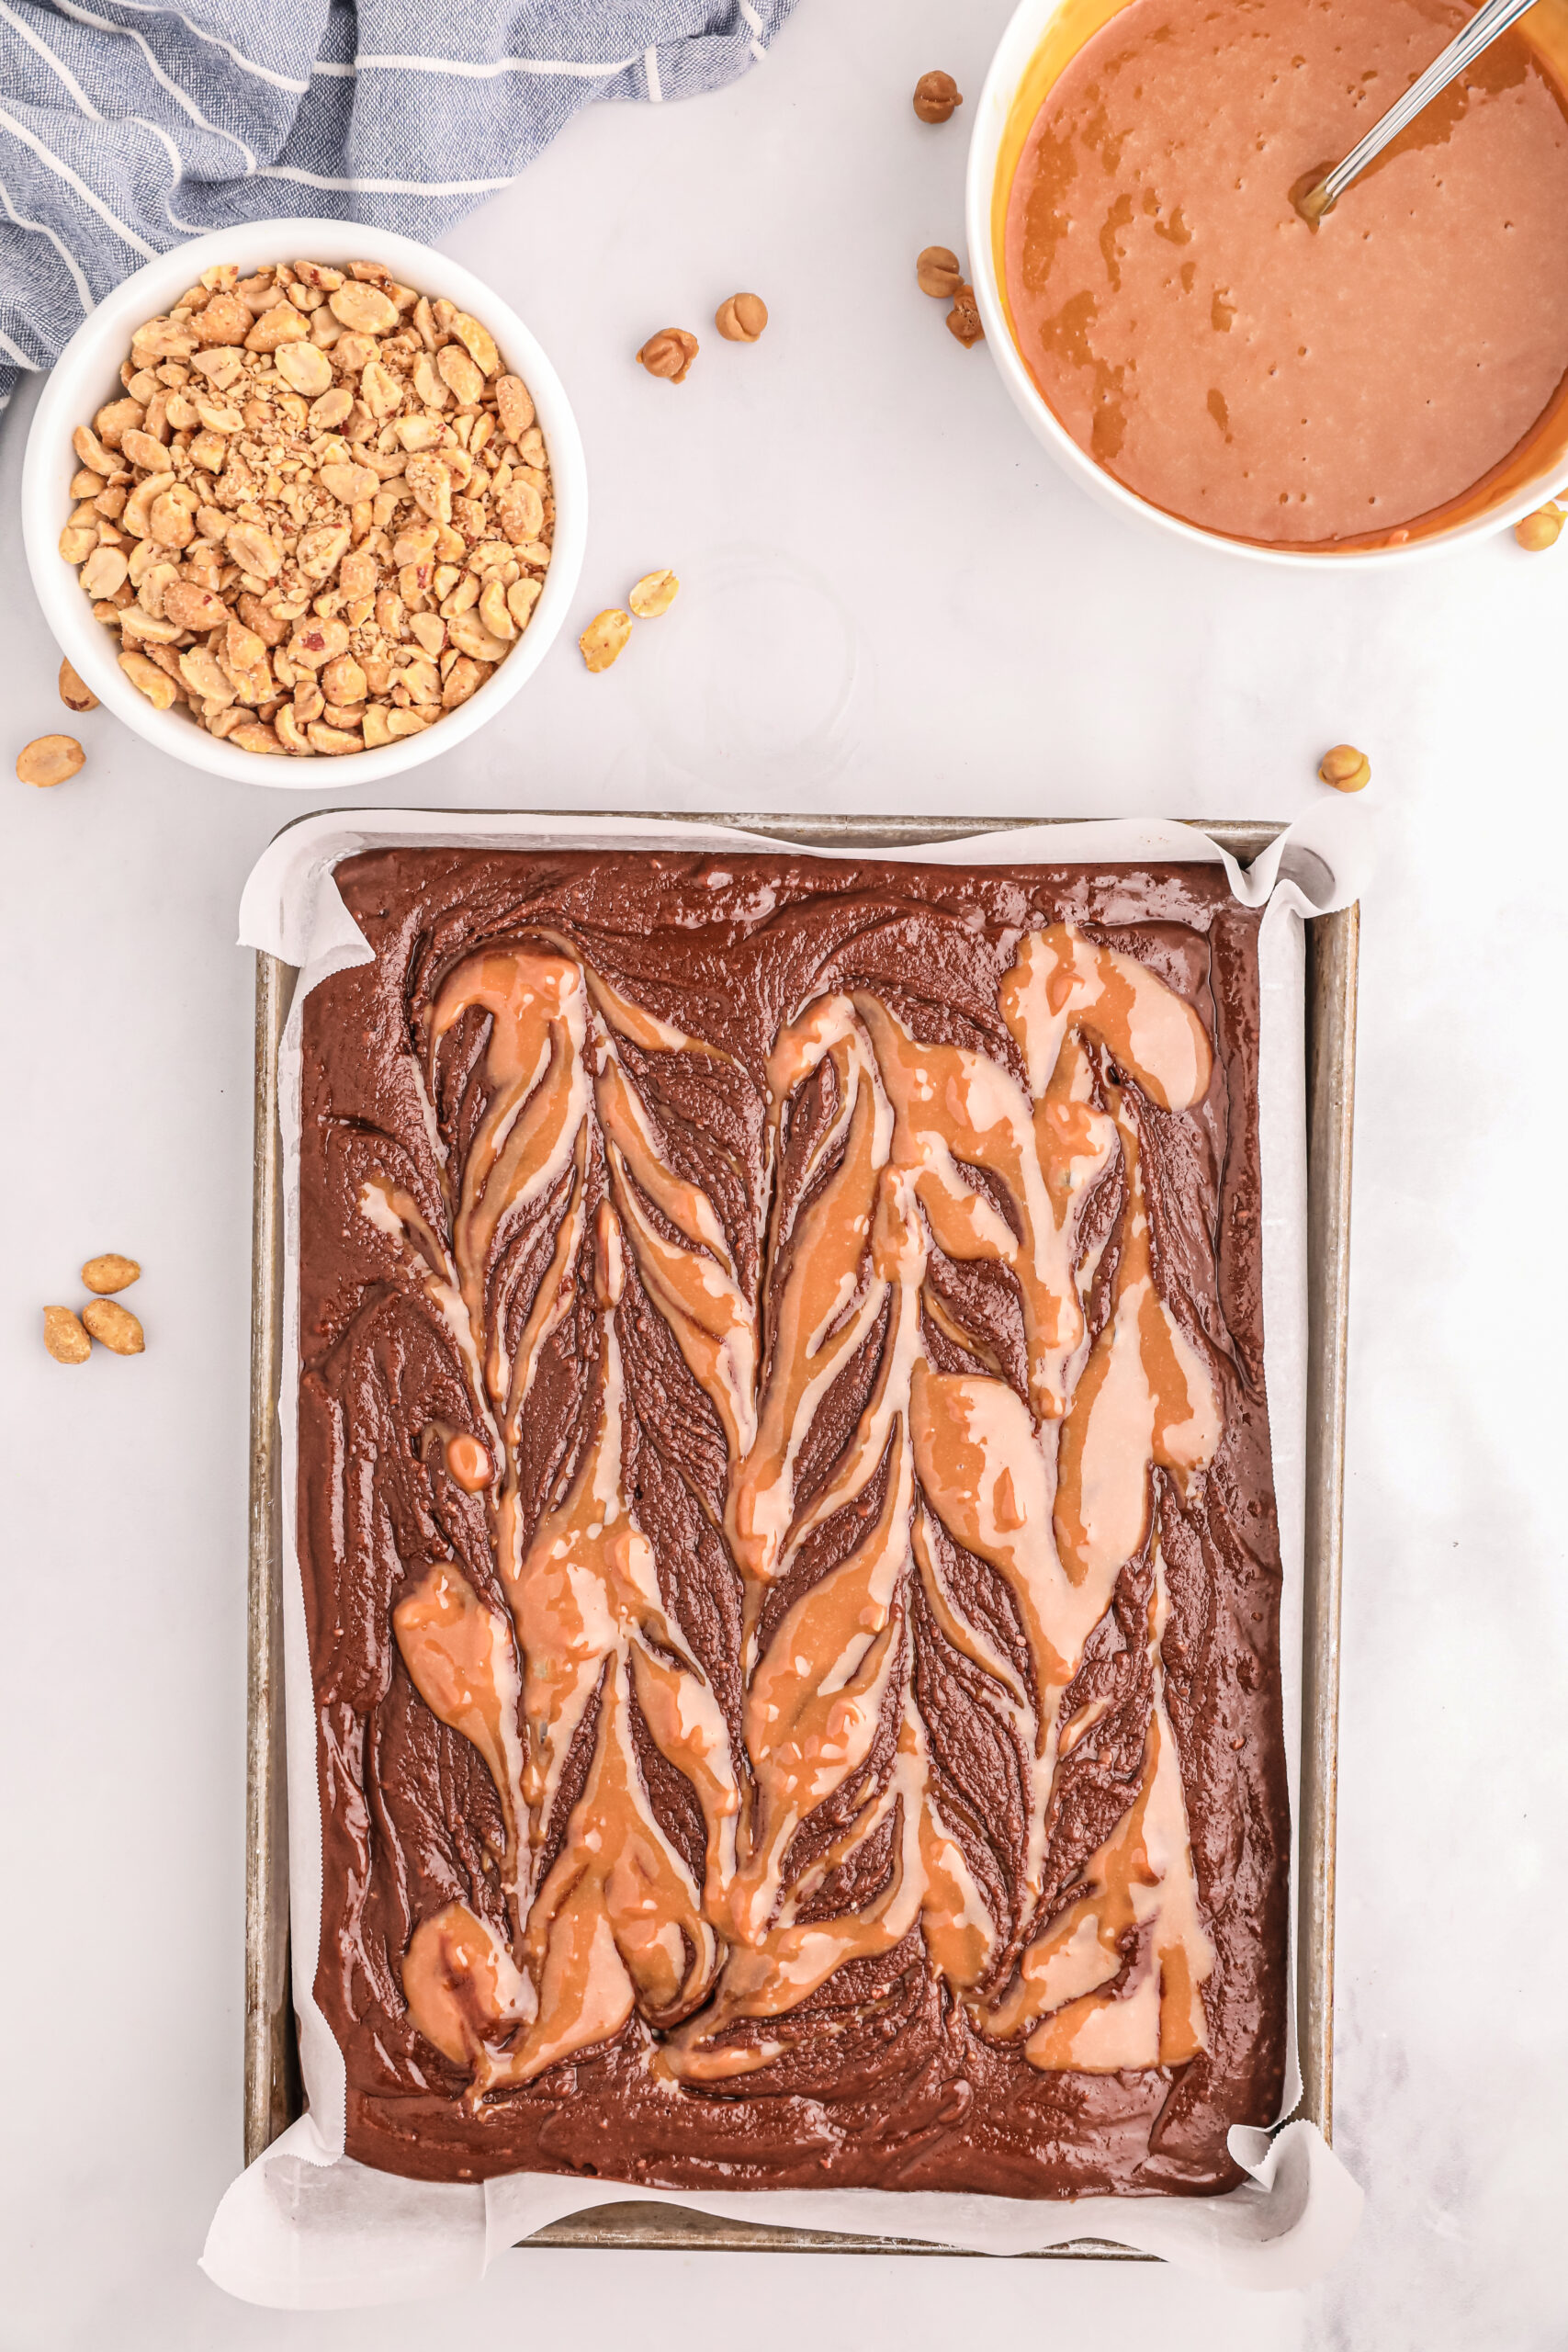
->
[629,569,680,618]
[1515,502,1563,552]
[715,293,768,344]
[913,70,963,123]
[637,328,699,384]
[58,657,98,712]
[62,260,553,756]
[1318,743,1371,792]
[17,733,85,787]
[83,1297,145,1354]
[82,1252,141,1294]
[946,284,985,347]
[580,609,633,672]
[43,1306,92,1364]
[917,245,964,300]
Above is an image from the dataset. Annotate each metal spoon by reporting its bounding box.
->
[1294,0,1541,220]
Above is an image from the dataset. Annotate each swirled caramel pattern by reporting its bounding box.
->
[299,850,1289,2194]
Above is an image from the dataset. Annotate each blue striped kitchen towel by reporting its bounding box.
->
[0,0,795,409]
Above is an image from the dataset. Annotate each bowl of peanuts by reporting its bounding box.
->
[22,220,586,782]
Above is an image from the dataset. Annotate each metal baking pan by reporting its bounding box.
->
[245,813,1356,2256]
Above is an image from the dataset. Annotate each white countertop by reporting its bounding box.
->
[3,2,1562,2344]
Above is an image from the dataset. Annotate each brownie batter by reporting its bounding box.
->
[297,850,1290,2195]
[1003,0,1568,546]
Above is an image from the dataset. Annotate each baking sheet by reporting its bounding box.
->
[209,808,1368,2305]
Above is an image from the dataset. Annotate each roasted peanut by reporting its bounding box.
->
[322,653,368,706]
[80,543,130,601]
[120,426,171,473]
[119,649,178,708]
[450,311,501,376]
[319,460,378,504]
[478,579,516,641]
[404,453,453,525]
[245,303,309,353]
[637,329,698,384]
[197,290,252,345]
[1318,743,1371,792]
[495,376,535,437]
[1515,502,1563,552]
[498,480,544,542]
[946,284,985,346]
[94,397,145,448]
[82,1253,141,1294]
[82,1297,145,1354]
[330,279,399,334]
[162,580,227,631]
[438,345,486,405]
[629,569,679,618]
[58,657,98,713]
[917,245,964,299]
[307,721,363,755]
[178,647,235,703]
[441,656,485,707]
[580,609,633,672]
[447,609,509,664]
[231,720,286,753]
[43,1306,92,1364]
[72,424,118,476]
[17,733,85,786]
[508,576,543,628]
[715,293,768,343]
[276,341,333,396]
[913,70,963,122]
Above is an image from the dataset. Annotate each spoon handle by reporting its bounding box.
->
[1317,0,1542,212]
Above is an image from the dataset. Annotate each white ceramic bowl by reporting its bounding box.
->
[23,219,587,784]
[965,0,1568,568]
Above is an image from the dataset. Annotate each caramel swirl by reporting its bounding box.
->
[364,922,1223,2096]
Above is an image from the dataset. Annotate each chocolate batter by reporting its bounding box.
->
[297,850,1290,2195]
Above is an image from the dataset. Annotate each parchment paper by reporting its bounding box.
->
[205,806,1371,2307]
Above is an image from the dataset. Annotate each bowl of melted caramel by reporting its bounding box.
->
[967,0,1568,559]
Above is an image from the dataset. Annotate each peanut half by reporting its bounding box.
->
[82,1297,145,1354]
[43,1306,92,1364]
[946,285,985,347]
[17,734,85,787]
[580,609,633,672]
[1515,502,1563,552]
[82,1252,141,1294]
[628,569,680,618]
[59,657,99,712]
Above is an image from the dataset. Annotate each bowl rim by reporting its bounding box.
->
[964,0,1568,570]
[22,217,587,786]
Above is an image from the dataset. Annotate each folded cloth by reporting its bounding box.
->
[0,0,795,408]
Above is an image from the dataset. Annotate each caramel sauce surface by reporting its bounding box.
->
[1003,0,1568,544]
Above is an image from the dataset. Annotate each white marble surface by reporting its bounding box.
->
[3,2,1564,2342]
